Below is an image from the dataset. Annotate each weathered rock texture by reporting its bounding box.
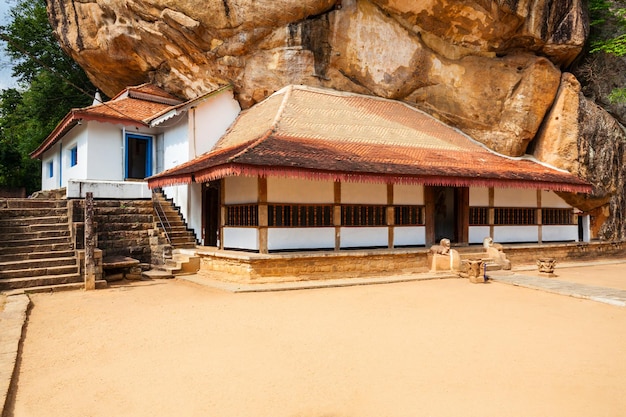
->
[46,0,626,239]
[532,72,626,240]
[47,0,588,157]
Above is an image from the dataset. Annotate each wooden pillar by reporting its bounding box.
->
[219,178,225,250]
[488,187,495,238]
[456,187,470,245]
[387,183,394,249]
[258,177,268,254]
[84,192,96,290]
[537,189,543,244]
[424,186,435,246]
[334,181,341,251]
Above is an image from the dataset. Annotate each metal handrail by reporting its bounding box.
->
[152,189,172,245]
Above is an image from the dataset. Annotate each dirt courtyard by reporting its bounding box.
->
[7,265,626,417]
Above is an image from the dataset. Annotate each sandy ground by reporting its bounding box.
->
[7,266,626,417]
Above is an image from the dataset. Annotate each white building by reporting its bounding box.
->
[31,83,240,242]
[148,85,592,252]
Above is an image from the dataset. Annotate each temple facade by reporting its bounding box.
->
[149,85,591,253]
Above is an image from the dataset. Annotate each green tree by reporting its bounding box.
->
[0,0,96,194]
[588,0,626,103]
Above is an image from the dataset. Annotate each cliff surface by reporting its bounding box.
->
[47,0,626,240]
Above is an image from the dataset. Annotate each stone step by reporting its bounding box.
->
[0,256,78,272]
[142,269,174,279]
[0,199,67,209]
[0,215,69,227]
[0,208,68,218]
[3,280,108,295]
[0,229,71,242]
[0,273,82,291]
[0,264,79,280]
[0,250,76,263]
[0,235,73,249]
[0,242,74,256]
[93,206,154,215]
[0,222,70,233]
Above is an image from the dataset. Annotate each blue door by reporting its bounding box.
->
[125,133,152,179]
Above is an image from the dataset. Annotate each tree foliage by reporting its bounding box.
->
[588,0,626,103]
[0,0,96,193]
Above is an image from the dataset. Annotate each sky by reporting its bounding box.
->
[0,0,18,91]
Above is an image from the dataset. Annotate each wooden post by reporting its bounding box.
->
[258,177,268,254]
[387,183,394,249]
[84,192,96,290]
[537,189,543,244]
[334,182,341,251]
[488,187,495,238]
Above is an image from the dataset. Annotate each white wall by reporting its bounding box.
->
[267,177,333,203]
[225,176,258,204]
[192,90,241,156]
[469,226,491,244]
[470,187,489,206]
[268,228,335,250]
[161,119,189,170]
[41,124,89,190]
[85,121,125,181]
[394,226,425,246]
[224,228,259,251]
[340,227,388,248]
[41,144,61,191]
[494,226,539,243]
[541,190,570,208]
[494,188,537,207]
[394,184,424,205]
[67,179,151,199]
[543,225,578,242]
[342,182,387,204]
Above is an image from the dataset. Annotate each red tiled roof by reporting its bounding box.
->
[147,85,591,193]
[31,85,182,159]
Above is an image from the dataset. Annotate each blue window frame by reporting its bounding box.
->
[125,133,153,179]
[47,161,54,178]
[69,146,78,167]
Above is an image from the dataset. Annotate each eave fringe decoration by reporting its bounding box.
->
[148,163,592,194]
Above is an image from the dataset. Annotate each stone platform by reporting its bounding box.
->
[195,241,626,284]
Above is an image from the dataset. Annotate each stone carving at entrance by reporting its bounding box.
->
[429,238,461,272]
[482,237,511,270]
[464,259,486,284]
[429,238,451,255]
[537,258,557,277]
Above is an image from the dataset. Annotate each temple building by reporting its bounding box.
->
[147,85,592,255]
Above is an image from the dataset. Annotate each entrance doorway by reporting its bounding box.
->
[203,181,221,247]
[425,186,469,246]
[125,133,152,179]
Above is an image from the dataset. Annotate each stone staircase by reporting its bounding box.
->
[152,190,198,249]
[0,199,81,291]
[455,245,511,272]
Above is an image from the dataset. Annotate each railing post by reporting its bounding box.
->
[84,192,96,290]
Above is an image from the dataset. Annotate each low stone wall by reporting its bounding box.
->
[502,241,626,266]
[197,249,432,283]
[196,241,626,284]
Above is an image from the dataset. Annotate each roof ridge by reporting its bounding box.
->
[229,85,294,161]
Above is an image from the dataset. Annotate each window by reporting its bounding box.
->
[226,204,258,227]
[542,208,574,225]
[394,205,424,225]
[69,146,78,167]
[469,207,489,225]
[342,205,387,226]
[47,161,54,178]
[494,208,536,225]
[268,204,333,227]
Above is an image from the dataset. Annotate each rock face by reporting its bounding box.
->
[47,0,588,157]
[532,72,626,240]
[47,0,626,239]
